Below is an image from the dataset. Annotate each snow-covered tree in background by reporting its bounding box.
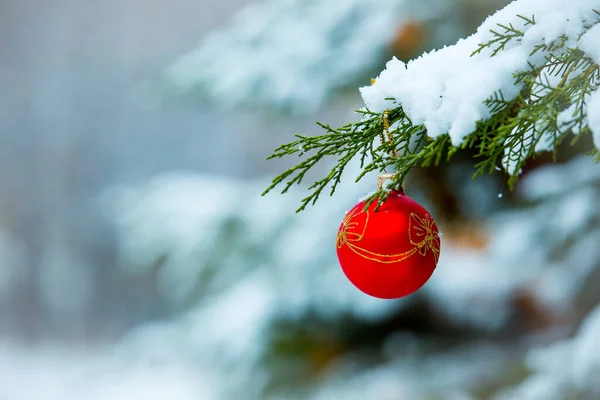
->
[101,156,600,399]
[163,0,469,113]
[34,0,599,399]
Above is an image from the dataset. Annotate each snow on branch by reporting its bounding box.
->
[361,0,600,167]
[264,0,600,210]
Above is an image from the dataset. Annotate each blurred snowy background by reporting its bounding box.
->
[1,0,599,399]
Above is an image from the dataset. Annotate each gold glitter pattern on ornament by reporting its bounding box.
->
[408,213,440,263]
[337,207,440,264]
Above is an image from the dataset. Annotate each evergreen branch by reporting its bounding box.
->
[263,10,600,211]
[358,133,450,211]
[471,14,534,57]
[262,108,406,211]
[471,49,599,184]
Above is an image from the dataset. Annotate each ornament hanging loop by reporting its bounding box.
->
[382,110,398,158]
[377,110,401,190]
[377,173,396,190]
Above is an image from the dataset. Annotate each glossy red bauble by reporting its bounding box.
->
[336,189,440,299]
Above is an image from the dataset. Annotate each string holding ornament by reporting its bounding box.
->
[336,110,441,299]
[377,109,400,191]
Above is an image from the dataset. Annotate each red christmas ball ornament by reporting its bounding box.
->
[336,187,441,299]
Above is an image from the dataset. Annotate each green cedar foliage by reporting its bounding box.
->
[263,12,600,212]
